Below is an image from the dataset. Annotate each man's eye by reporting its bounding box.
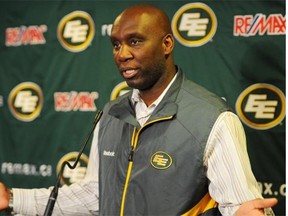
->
[113,42,120,50]
[130,39,141,46]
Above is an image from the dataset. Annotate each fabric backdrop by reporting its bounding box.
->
[0,0,285,215]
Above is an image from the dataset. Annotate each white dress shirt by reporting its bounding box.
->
[12,75,272,216]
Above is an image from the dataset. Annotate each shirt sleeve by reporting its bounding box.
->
[203,111,266,216]
[12,123,101,216]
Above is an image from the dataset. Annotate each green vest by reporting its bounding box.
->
[98,69,229,215]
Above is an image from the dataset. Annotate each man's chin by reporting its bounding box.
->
[126,81,147,91]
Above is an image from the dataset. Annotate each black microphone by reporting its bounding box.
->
[43,110,103,216]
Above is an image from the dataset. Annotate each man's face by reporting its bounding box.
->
[110,13,167,91]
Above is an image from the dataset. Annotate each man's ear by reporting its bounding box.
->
[162,34,174,55]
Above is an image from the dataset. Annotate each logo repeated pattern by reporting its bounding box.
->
[172,3,217,47]
[57,11,95,52]
[8,82,43,122]
[56,152,89,185]
[236,84,285,130]
[1,4,285,210]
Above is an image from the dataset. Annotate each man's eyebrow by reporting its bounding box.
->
[127,32,142,38]
[109,36,116,42]
[110,32,144,40]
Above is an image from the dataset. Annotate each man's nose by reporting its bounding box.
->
[117,45,133,62]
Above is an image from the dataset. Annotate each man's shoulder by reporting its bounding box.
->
[181,79,227,107]
[101,90,132,121]
[104,90,132,109]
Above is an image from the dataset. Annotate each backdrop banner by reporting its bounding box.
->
[0,0,285,215]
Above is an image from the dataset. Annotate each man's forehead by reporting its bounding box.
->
[111,14,153,35]
[110,26,146,41]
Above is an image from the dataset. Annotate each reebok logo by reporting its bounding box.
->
[103,150,115,157]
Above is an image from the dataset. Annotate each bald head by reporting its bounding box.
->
[112,4,172,36]
[110,4,176,102]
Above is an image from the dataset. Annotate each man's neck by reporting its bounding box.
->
[139,70,178,107]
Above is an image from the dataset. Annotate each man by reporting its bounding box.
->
[0,4,278,216]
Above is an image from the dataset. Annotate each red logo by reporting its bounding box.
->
[234,14,285,37]
[6,25,47,46]
[54,91,98,112]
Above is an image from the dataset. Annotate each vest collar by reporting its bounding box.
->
[108,67,185,127]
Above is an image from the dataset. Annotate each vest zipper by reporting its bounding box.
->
[120,115,174,216]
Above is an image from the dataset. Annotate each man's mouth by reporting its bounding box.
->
[122,68,138,79]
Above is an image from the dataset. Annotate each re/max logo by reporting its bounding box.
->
[234,13,285,37]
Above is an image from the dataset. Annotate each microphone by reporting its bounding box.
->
[43,110,103,216]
